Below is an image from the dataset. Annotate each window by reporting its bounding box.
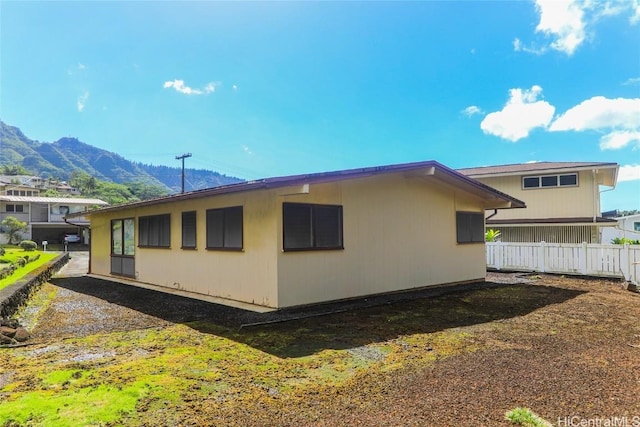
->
[182,211,197,249]
[6,190,13,195]
[6,204,24,213]
[523,173,578,189]
[206,206,243,250]
[634,222,640,232]
[138,214,171,248]
[456,212,485,244]
[283,203,343,251]
[112,218,135,256]
[111,218,135,277]
[523,177,539,188]
[559,174,577,186]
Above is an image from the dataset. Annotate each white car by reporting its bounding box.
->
[64,234,82,243]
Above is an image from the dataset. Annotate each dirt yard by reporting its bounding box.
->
[1,272,639,426]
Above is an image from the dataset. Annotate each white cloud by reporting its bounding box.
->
[618,164,640,182]
[600,131,640,150]
[623,77,640,86]
[517,0,639,56]
[534,0,586,55]
[77,91,89,112]
[480,85,555,142]
[512,37,547,55]
[549,96,640,131]
[549,96,640,150]
[232,84,238,92]
[78,63,86,70]
[462,105,483,117]
[242,145,253,155]
[163,79,219,95]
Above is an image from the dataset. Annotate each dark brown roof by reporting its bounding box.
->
[487,217,618,225]
[458,161,618,177]
[74,160,526,217]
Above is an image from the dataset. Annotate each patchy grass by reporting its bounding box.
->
[2,275,638,426]
[0,248,58,290]
[506,407,553,427]
[1,304,481,426]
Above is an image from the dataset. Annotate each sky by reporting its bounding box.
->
[0,0,639,210]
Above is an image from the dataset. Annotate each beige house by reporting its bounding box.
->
[79,161,524,312]
[457,162,619,243]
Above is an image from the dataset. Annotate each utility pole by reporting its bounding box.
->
[175,153,192,193]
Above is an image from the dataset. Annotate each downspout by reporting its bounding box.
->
[486,209,498,220]
[592,169,597,224]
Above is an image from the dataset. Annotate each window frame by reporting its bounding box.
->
[456,211,485,244]
[282,202,344,252]
[206,206,244,251]
[6,204,24,213]
[181,210,197,249]
[138,213,171,248]
[522,173,579,189]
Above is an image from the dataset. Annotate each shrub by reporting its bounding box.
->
[15,257,26,267]
[0,247,5,256]
[611,237,640,245]
[19,240,37,251]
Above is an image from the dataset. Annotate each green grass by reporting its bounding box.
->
[506,407,552,427]
[0,247,59,290]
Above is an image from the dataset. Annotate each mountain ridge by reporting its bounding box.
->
[0,121,242,192]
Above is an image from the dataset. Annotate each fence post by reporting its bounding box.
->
[539,241,546,273]
[496,241,502,271]
[579,242,587,275]
[620,243,630,282]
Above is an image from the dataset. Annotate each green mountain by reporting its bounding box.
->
[0,121,242,192]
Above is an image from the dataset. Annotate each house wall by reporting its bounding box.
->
[89,190,281,308]
[276,174,487,308]
[601,215,640,243]
[474,170,599,221]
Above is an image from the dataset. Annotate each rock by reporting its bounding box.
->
[0,334,17,345]
[13,327,30,342]
[0,326,16,338]
[0,318,19,329]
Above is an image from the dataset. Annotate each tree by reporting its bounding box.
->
[1,216,28,244]
[0,165,31,176]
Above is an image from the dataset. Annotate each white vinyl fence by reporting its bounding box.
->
[486,242,640,285]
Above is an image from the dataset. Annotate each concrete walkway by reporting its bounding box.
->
[52,251,89,278]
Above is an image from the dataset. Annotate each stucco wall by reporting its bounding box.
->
[475,170,598,221]
[276,174,487,308]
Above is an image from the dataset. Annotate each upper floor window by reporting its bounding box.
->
[206,206,243,250]
[139,214,171,248]
[523,173,578,189]
[634,222,640,232]
[283,203,343,251]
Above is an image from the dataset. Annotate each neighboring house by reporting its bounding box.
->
[0,195,108,244]
[457,162,619,243]
[601,214,640,243]
[0,175,80,196]
[76,160,524,312]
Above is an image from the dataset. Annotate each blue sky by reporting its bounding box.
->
[1,1,639,210]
